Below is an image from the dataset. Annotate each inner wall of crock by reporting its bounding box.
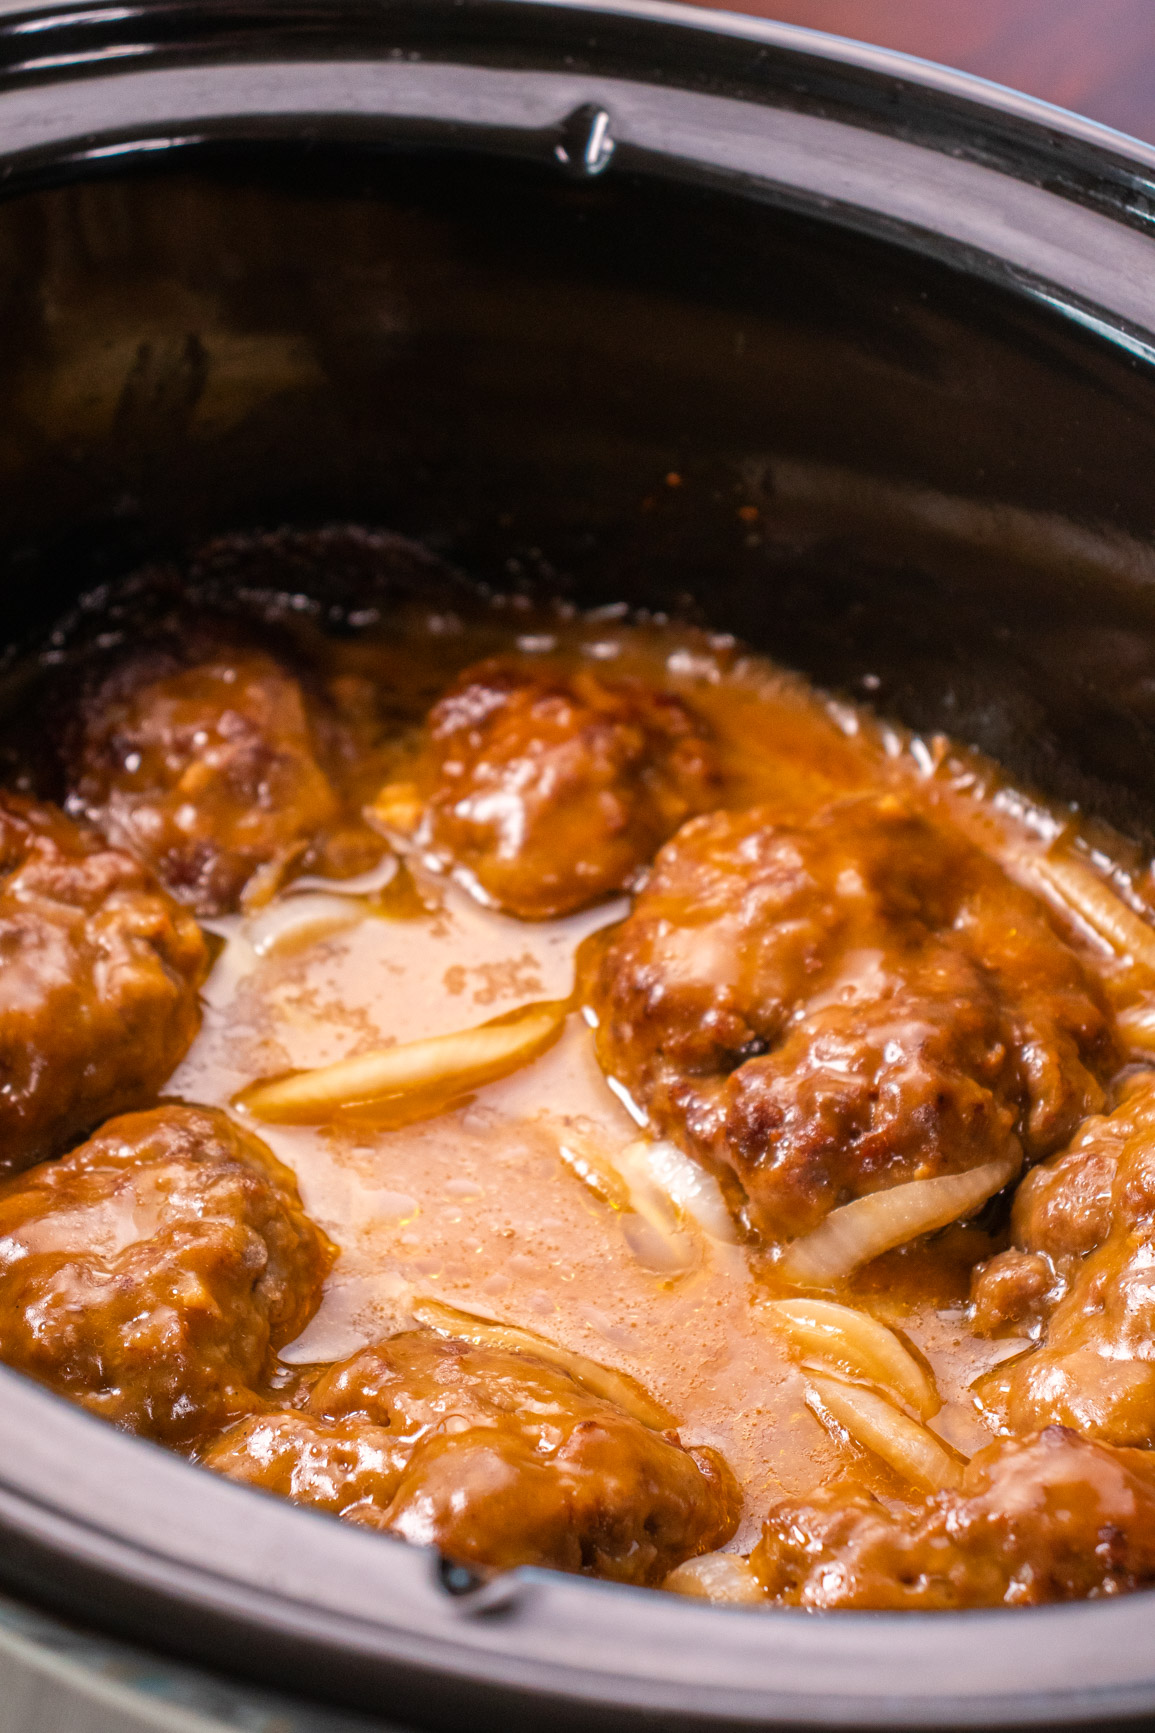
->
[3,144,1155,835]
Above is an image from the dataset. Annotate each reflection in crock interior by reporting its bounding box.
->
[3,526,1155,1612]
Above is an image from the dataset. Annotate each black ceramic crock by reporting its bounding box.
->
[2,1,1155,1727]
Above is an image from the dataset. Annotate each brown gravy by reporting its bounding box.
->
[148,599,1153,1545]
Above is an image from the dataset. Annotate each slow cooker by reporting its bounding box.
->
[3,0,1155,1726]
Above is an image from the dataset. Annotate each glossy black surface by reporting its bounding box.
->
[3,0,1155,216]
[2,3,1155,1727]
[6,143,1155,836]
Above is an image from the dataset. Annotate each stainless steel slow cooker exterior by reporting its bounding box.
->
[2,2,1155,1727]
[0,1588,401,1733]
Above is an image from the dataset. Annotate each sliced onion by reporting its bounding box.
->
[615,1141,702,1268]
[664,1552,765,1604]
[778,1155,1020,1287]
[762,1299,939,1419]
[557,1130,695,1273]
[640,1140,739,1245]
[806,1371,965,1493]
[239,840,310,914]
[620,1210,697,1275]
[202,877,397,1006]
[1117,998,1155,1052]
[236,1000,568,1125]
[291,856,399,898]
[1017,849,1155,977]
[557,1136,630,1210]
[246,892,369,959]
[411,1297,676,1430]
[557,1131,737,1273]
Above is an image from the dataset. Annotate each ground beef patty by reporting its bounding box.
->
[203,1328,740,1583]
[0,1104,332,1443]
[408,657,719,920]
[0,791,208,1171]
[67,644,381,915]
[752,1428,1155,1608]
[590,794,1116,1242]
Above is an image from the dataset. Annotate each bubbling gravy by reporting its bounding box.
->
[170,604,1155,1536]
[6,569,1155,1605]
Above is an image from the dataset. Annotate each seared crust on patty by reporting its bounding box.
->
[203,1329,740,1582]
[67,645,380,915]
[0,1105,332,1442]
[591,795,1116,1242]
[412,658,719,919]
[752,1427,1155,1608]
[0,792,208,1171]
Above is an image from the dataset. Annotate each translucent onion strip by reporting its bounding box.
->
[640,1140,739,1245]
[411,1298,676,1430]
[557,1130,693,1272]
[619,1211,696,1276]
[615,1141,733,1261]
[806,1371,965,1493]
[762,1299,939,1419]
[1017,848,1155,977]
[246,892,370,959]
[778,1155,1020,1287]
[664,1552,765,1605]
[1117,998,1155,1053]
[201,861,406,1009]
[239,839,310,914]
[556,1130,736,1273]
[290,856,400,900]
[557,1135,630,1211]
[236,1000,568,1125]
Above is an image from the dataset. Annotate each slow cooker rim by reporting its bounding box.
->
[0,2,1154,1727]
[0,0,1153,365]
[5,1367,1155,1732]
[1,0,1155,220]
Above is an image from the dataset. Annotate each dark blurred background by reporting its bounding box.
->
[692,0,1155,143]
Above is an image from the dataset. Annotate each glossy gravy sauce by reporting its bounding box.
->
[160,601,1152,1546]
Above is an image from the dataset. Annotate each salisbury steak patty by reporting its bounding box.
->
[203,1328,740,1582]
[409,657,719,919]
[0,1105,332,1442]
[67,645,376,915]
[974,1075,1155,1446]
[0,791,208,1172]
[590,795,1116,1242]
[752,1427,1155,1608]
